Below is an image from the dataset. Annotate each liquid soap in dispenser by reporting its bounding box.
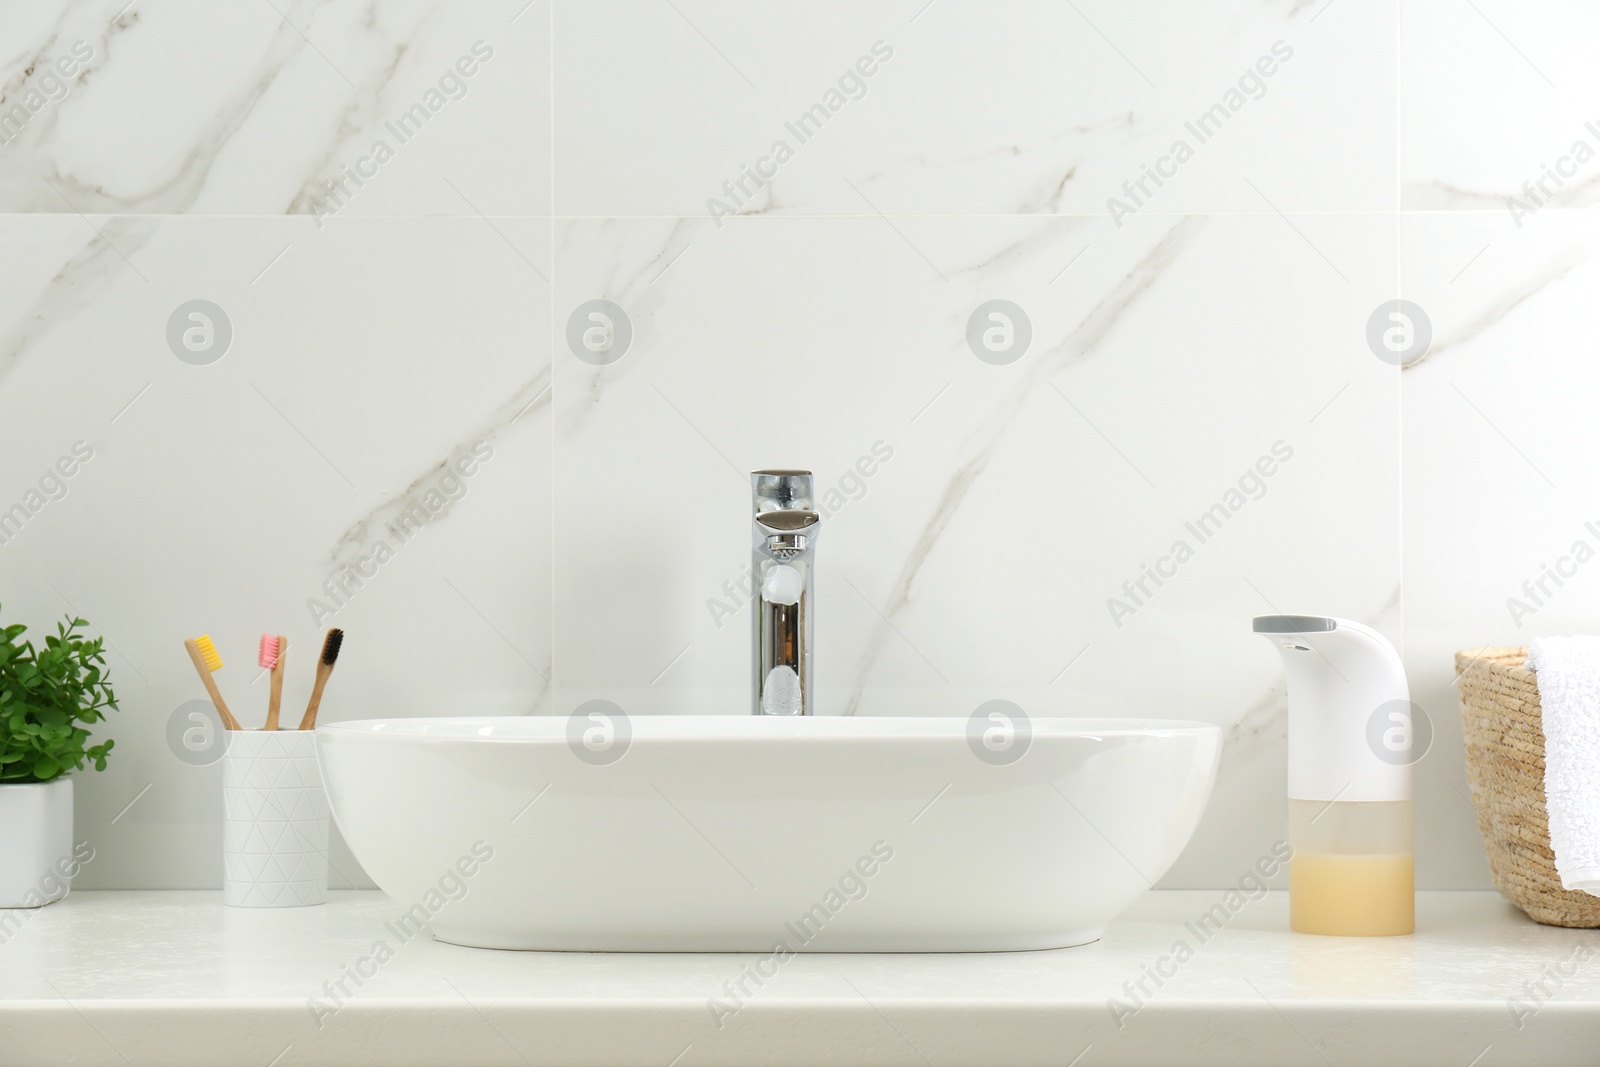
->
[1254,615,1415,936]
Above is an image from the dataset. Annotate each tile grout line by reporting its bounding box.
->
[1396,0,1406,664]
[549,0,558,714]
[0,210,1558,221]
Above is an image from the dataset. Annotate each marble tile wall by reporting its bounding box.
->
[0,0,1573,892]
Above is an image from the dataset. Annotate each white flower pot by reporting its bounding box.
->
[0,777,75,908]
[222,730,330,907]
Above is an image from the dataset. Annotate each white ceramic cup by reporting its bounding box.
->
[222,730,329,907]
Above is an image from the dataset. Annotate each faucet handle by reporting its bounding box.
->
[752,470,813,515]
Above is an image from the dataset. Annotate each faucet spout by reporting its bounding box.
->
[752,470,818,715]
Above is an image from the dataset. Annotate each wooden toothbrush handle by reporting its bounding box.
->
[298,661,332,730]
[184,640,242,731]
[265,634,287,730]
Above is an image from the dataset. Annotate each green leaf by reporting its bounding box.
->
[0,610,119,781]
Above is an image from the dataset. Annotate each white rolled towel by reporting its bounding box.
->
[1526,636,1600,895]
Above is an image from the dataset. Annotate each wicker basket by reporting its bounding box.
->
[1455,647,1600,927]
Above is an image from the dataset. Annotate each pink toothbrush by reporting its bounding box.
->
[260,634,287,730]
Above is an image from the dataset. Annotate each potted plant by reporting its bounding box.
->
[0,609,117,908]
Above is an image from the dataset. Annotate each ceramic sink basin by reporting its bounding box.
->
[317,715,1220,951]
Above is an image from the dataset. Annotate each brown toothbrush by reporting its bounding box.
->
[297,628,343,730]
[261,634,288,730]
[184,636,243,731]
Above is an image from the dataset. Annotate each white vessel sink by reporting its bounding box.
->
[318,715,1220,951]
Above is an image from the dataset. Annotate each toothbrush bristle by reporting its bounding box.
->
[194,635,222,672]
[321,628,344,666]
[258,634,280,669]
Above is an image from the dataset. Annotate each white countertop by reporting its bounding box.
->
[1,890,1596,1067]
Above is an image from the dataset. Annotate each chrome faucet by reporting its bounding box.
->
[752,470,819,715]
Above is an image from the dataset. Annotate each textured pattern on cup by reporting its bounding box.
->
[222,730,329,908]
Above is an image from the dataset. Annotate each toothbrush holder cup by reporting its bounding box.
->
[221,729,330,907]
